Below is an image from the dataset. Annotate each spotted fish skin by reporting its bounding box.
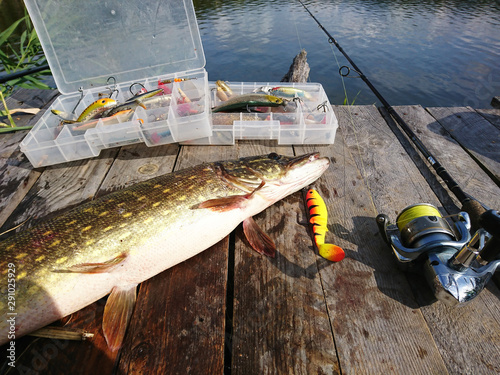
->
[0,153,329,346]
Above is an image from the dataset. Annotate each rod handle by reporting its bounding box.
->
[478,210,500,262]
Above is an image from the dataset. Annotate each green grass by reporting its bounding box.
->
[1,11,52,128]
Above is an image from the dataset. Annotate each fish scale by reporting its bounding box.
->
[0,152,330,350]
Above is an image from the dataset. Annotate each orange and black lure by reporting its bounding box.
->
[305,189,345,262]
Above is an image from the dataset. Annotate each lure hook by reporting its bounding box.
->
[129,82,146,96]
[71,87,85,114]
[106,77,119,99]
[316,100,329,112]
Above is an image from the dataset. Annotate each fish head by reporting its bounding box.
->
[219,152,330,203]
[97,98,117,108]
[264,95,284,106]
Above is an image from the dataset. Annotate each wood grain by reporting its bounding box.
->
[296,106,449,374]
[475,108,500,131]
[230,142,340,375]
[425,106,500,185]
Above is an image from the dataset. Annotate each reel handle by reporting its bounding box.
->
[478,210,500,263]
[376,214,391,245]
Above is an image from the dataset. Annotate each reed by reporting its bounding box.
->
[0,11,52,128]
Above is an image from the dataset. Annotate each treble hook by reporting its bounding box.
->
[316,100,329,112]
[339,66,362,78]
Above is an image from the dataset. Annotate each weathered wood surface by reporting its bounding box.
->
[0,89,58,229]
[0,103,499,374]
[425,106,500,185]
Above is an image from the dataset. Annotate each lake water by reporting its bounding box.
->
[2,0,499,107]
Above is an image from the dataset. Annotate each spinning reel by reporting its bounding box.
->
[377,204,500,306]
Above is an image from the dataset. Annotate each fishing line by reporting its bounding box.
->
[291,3,304,52]
[327,19,378,216]
[297,0,488,227]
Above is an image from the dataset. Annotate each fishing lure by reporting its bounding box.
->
[254,86,313,100]
[215,80,234,98]
[71,109,135,132]
[105,89,163,117]
[51,98,117,124]
[77,98,117,122]
[211,93,284,113]
[305,189,345,262]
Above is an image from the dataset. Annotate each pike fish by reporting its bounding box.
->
[0,152,329,351]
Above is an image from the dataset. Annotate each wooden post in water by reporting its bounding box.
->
[281,49,310,83]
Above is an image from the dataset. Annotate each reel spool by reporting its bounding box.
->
[376,203,470,264]
[395,204,456,249]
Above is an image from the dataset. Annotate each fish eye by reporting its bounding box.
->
[268,152,281,160]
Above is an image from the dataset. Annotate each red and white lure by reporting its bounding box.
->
[305,189,345,262]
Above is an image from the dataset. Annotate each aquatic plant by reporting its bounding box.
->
[0,12,51,130]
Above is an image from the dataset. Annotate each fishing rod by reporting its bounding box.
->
[298,0,500,306]
[0,64,50,85]
[298,0,480,215]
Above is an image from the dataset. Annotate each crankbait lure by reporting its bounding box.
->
[305,189,345,262]
[77,98,117,122]
[51,98,117,124]
[105,89,163,117]
[211,93,284,113]
[254,86,313,100]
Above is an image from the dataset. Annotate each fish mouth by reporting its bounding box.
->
[260,152,330,202]
[286,152,325,169]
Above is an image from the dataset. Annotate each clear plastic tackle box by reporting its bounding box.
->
[183,81,338,145]
[21,0,211,167]
[20,1,338,168]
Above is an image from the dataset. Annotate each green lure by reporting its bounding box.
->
[212,93,284,113]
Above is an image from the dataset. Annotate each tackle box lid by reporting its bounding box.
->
[24,0,206,95]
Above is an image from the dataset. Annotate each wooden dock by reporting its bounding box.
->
[1,88,499,374]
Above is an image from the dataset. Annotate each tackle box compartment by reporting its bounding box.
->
[182,81,338,145]
[21,0,211,167]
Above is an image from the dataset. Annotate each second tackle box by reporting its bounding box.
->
[20,0,212,167]
[183,81,338,145]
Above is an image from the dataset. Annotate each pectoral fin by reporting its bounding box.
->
[103,284,137,351]
[243,216,276,258]
[194,181,265,212]
[56,253,127,273]
[194,195,249,212]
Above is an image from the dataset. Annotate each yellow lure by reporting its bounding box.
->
[77,98,117,122]
[306,189,345,262]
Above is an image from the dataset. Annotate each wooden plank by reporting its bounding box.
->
[379,106,500,373]
[425,106,500,185]
[0,149,119,234]
[475,108,500,131]
[295,105,450,374]
[380,106,500,214]
[0,131,41,228]
[0,89,59,228]
[230,141,341,374]
[117,144,237,374]
[95,142,180,196]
